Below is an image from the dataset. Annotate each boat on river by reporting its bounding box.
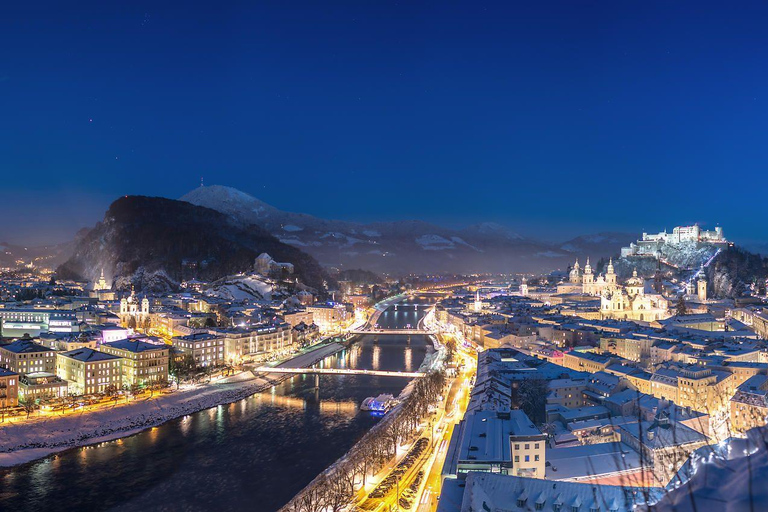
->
[360,393,396,413]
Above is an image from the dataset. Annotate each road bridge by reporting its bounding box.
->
[350,328,436,335]
[254,366,425,378]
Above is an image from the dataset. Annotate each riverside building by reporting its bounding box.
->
[99,338,170,387]
[56,348,122,395]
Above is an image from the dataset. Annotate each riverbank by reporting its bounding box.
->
[0,342,347,468]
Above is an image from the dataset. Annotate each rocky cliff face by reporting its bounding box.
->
[705,246,768,298]
[57,196,329,292]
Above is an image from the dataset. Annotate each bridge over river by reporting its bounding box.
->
[350,328,436,335]
[254,366,425,378]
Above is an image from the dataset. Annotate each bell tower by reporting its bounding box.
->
[697,270,708,302]
[605,258,617,286]
[582,257,594,286]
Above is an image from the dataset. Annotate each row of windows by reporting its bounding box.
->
[513,443,540,450]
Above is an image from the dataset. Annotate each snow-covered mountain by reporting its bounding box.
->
[180,185,625,274]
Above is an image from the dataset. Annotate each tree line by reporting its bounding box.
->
[280,371,447,512]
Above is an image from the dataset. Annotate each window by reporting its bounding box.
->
[525,455,530,462]
[525,444,530,450]
[535,443,539,449]
[535,455,540,461]
[514,455,519,462]
[514,444,519,450]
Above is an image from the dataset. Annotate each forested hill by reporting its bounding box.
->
[706,246,768,298]
[57,196,329,292]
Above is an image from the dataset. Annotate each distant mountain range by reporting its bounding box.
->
[180,185,636,274]
[57,196,330,292]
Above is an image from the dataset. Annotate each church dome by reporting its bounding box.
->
[625,268,644,287]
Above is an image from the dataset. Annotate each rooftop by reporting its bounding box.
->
[460,472,661,512]
[60,348,120,363]
[0,338,53,354]
[103,339,169,353]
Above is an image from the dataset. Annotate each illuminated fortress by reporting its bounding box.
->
[621,224,727,258]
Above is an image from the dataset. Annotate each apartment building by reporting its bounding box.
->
[56,348,122,395]
[99,338,169,387]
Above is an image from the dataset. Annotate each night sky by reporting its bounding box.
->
[2,1,768,245]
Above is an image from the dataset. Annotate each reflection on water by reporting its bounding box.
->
[372,344,381,370]
[0,297,437,512]
[405,346,412,371]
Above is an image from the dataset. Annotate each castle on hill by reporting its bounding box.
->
[621,224,727,258]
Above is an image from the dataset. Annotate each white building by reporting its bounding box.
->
[119,288,150,327]
[621,225,727,258]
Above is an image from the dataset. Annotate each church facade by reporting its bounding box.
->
[558,257,619,297]
[560,258,671,322]
[600,269,670,322]
[119,289,150,328]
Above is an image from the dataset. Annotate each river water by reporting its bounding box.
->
[0,297,434,512]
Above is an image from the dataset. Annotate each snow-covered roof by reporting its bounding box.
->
[461,472,660,512]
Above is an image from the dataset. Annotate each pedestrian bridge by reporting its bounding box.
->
[350,328,436,335]
[254,366,425,378]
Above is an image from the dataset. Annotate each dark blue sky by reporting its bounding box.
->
[2,1,768,245]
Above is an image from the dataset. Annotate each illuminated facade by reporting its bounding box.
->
[621,224,727,257]
[119,288,150,327]
[56,348,122,395]
[0,338,57,375]
[171,333,225,367]
[99,339,169,387]
[600,269,670,322]
[0,368,19,408]
[93,268,110,291]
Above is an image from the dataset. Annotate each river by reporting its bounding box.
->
[0,297,435,512]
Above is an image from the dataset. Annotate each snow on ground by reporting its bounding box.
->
[204,275,272,301]
[363,230,381,237]
[273,343,344,369]
[415,234,455,250]
[278,236,308,246]
[450,236,482,252]
[649,427,768,511]
[282,224,303,232]
[0,375,277,467]
[0,343,346,468]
